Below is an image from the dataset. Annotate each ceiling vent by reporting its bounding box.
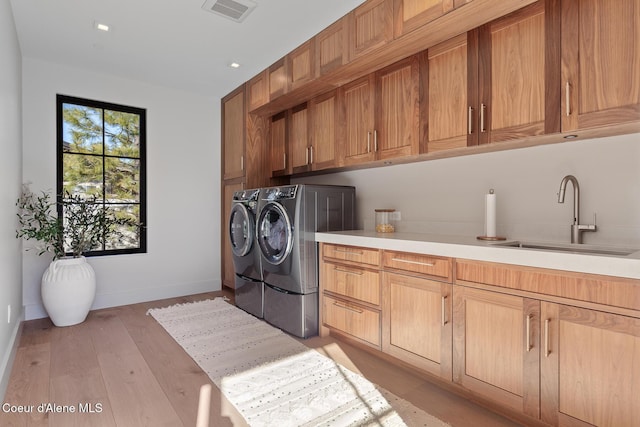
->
[201,0,257,23]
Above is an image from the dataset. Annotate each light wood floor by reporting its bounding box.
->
[1,290,523,426]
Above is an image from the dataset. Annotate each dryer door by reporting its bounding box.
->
[257,201,293,266]
[229,203,254,257]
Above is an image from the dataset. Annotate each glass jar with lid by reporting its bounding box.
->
[375,209,395,233]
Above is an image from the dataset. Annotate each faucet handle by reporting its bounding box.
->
[578,213,597,232]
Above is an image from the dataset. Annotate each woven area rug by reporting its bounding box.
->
[148,298,450,427]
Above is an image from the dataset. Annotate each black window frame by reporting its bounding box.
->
[56,94,147,257]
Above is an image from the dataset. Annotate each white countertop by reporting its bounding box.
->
[314,230,640,280]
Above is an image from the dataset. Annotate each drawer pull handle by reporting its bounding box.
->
[565,81,571,117]
[333,301,363,314]
[333,267,364,276]
[390,258,435,267]
[441,296,447,326]
[545,319,551,357]
[526,314,533,352]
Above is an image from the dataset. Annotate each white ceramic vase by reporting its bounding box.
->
[41,256,96,327]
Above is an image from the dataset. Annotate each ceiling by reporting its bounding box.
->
[9,0,365,98]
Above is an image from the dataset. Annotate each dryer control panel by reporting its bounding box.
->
[263,185,298,201]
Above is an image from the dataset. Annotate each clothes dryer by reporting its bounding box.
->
[229,188,263,318]
[256,184,356,338]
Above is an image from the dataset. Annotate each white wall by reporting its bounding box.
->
[0,0,24,400]
[294,133,640,248]
[22,57,221,320]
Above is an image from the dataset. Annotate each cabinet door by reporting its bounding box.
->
[342,75,376,166]
[269,57,288,100]
[269,112,287,177]
[376,56,420,160]
[309,90,340,170]
[540,303,640,427]
[349,0,393,60]
[453,286,540,418]
[323,294,381,347]
[222,181,244,289]
[247,70,268,112]
[422,34,469,153]
[289,103,310,174]
[315,17,348,76]
[477,0,560,144]
[323,261,380,306]
[222,87,245,180]
[561,0,640,131]
[288,40,315,91]
[393,0,455,38]
[383,273,452,379]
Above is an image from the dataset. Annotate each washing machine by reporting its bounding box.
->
[229,188,263,318]
[256,184,356,338]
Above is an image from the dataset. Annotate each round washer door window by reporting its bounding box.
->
[229,203,254,257]
[257,201,293,265]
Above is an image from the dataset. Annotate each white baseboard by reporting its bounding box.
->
[0,309,24,402]
[24,279,222,321]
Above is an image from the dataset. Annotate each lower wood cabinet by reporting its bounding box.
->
[382,272,452,380]
[322,294,381,347]
[540,303,640,427]
[452,286,541,419]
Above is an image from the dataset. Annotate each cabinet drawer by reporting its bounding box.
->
[322,295,380,347]
[323,244,380,267]
[322,262,380,305]
[383,251,451,281]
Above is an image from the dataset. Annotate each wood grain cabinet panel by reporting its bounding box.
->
[540,303,640,427]
[269,58,288,100]
[288,103,311,174]
[341,75,376,166]
[561,0,640,131]
[383,250,451,281]
[393,0,455,38]
[309,90,340,170]
[269,112,287,177]
[323,294,381,347]
[323,261,381,306]
[288,40,315,90]
[323,244,381,267]
[349,0,394,60]
[247,70,269,112]
[453,286,541,418]
[315,17,349,76]
[421,34,469,153]
[383,272,452,379]
[222,86,245,180]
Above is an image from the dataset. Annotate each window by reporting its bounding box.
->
[56,94,147,256]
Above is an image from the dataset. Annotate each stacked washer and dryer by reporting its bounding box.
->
[229,184,356,338]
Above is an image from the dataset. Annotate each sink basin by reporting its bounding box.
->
[491,240,638,256]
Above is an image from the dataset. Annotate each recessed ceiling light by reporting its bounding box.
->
[229,62,241,69]
[93,21,110,32]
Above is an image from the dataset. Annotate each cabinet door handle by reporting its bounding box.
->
[333,301,363,314]
[367,131,371,153]
[310,145,314,164]
[526,314,533,352]
[480,103,487,133]
[544,319,551,357]
[333,267,364,276]
[441,296,448,326]
[305,147,309,165]
[565,81,571,117]
[374,130,378,152]
[240,155,244,171]
[468,106,474,135]
[334,248,363,255]
[390,258,435,267]
[283,152,287,170]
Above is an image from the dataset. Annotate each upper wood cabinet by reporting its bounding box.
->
[561,0,640,132]
[470,0,561,145]
[288,40,315,91]
[393,0,455,38]
[376,56,420,160]
[341,75,376,165]
[222,86,246,180]
[247,70,269,112]
[269,57,288,100]
[315,17,349,76]
[420,34,469,153]
[288,103,311,175]
[309,90,341,171]
[269,111,287,177]
[540,302,640,427]
[349,0,394,60]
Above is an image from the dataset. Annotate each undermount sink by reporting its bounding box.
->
[491,240,639,257]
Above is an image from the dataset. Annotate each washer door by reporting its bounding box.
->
[257,201,293,266]
[229,203,254,257]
